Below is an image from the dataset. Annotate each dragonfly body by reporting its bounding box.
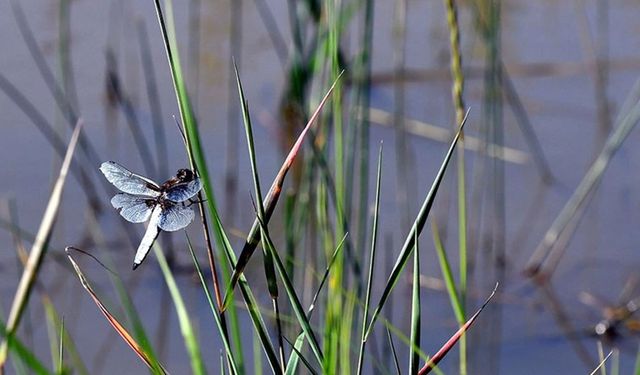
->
[100,161,202,269]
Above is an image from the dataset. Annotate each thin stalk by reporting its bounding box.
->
[327,2,347,372]
[356,144,382,375]
[224,0,242,225]
[152,0,243,370]
[443,0,468,372]
[356,0,375,270]
[409,231,421,374]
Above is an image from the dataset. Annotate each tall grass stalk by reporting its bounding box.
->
[351,0,374,268]
[325,1,348,372]
[443,0,468,372]
[356,144,382,375]
[409,231,421,374]
[152,1,247,371]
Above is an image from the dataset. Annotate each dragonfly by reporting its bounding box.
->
[99,161,202,269]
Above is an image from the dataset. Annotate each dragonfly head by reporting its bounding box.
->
[176,168,195,182]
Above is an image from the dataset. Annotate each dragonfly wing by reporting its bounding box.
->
[158,203,195,232]
[132,206,162,269]
[164,178,202,202]
[111,193,153,223]
[100,161,161,197]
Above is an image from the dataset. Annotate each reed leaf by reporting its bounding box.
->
[65,248,166,374]
[418,284,498,375]
[364,111,469,339]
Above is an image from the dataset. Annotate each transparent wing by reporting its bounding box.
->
[164,178,202,202]
[100,161,161,197]
[158,204,195,232]
[110,193,153,223]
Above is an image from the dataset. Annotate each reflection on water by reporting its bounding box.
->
[1,0,640,373]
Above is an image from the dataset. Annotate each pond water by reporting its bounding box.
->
[1,0,640,374]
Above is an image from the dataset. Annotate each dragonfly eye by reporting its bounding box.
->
[176,169,194,182]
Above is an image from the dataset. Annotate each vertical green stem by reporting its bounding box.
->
[443,0,468,373]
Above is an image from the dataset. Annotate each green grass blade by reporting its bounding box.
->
[356,143,383,375]
[0,321,52,375]
[57,318,63,375]
[386,328,401,375]
[432,221,464,323]
[235,63,286,368]
[308,234,348,315]
[365,111,469,338]
[409,231,421,374]
[285,234,347,374]
[283,336,318,375]
[236,278,282,374]
[235,62,278,297]
[223,74,343,310]
[185,235,239,375]
[154,245,206,375]
[152,0,246,370]
[254,214,325,367]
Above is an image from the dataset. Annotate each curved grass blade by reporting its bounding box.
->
[364,110,469,339]
[222,73,344,311]
[0,122,82,367]
[418,283,498,375]
[153,245,206,375]
[65,249,167,374]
